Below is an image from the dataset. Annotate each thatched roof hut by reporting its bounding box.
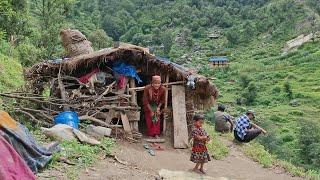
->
[24,30,218,148]
[26,43,218,106]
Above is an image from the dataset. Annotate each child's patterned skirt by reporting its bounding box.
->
[190,144,211,163]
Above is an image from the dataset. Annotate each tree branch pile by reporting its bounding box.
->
[0,74,141,140]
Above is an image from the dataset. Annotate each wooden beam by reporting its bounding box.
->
[164,75,169,108]
[145,138,165,143]
[129,78,137,105]
[172,85,188,149]
[120,112,133,138]
[163,75,169,134]
[129,81,184,91]
[129,78,139,132]
[58,64,70,111]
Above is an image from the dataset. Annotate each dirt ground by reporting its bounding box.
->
[38,137,304,180]
[80,139,302,180]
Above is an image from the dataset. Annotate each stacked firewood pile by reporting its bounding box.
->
[0,71,143,141]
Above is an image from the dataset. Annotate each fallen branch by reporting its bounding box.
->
[106,154,128,165]
[95,81,116,102]
[57,157,75,165]
[15,109,52,127]
[79,115,122,128]
[15,107,54,122]
[0,93,67,106]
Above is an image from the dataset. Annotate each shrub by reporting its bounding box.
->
[88,29,113,50]
[289,110,303,116]
[239,74,251,89]
[242,82,258,105]
[15,43,44,66]
[298,120,320,170]
[282,134,294,142]
[205,107,216,124]
[269,115,287,123]
[272,86,281,93]
[284,81,293,99]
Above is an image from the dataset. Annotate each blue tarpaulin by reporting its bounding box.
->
[112,62,142,83]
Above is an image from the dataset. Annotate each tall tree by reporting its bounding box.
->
[30,0,75,57]
[88,29,112,50]
[0,0,30,44]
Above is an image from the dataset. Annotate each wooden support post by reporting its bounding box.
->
[129,78,137,105]
[129,78,139,132]
[58,64,70,111]
[163,75,169,134]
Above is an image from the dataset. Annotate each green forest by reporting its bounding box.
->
[1,0,319,176]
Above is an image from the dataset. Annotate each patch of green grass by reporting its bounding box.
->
[0,54,24,110]
[239,141,320,178]
[204,123,229,160]
[276,160,306,177]
[48,138,115,179]
[305,170,320,180]
[0,54,24,93]
[241,142,274,168]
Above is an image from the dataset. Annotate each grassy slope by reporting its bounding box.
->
[0,54,24,93]
[210,38,320,169]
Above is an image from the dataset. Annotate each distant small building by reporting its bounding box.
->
[208,34,220,39]
[208,56,229,67]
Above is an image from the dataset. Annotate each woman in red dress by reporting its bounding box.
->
[143,75,166,137]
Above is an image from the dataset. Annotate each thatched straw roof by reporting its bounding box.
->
[25,43,218,101]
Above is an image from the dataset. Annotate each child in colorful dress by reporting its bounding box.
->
[190,114,211,174]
